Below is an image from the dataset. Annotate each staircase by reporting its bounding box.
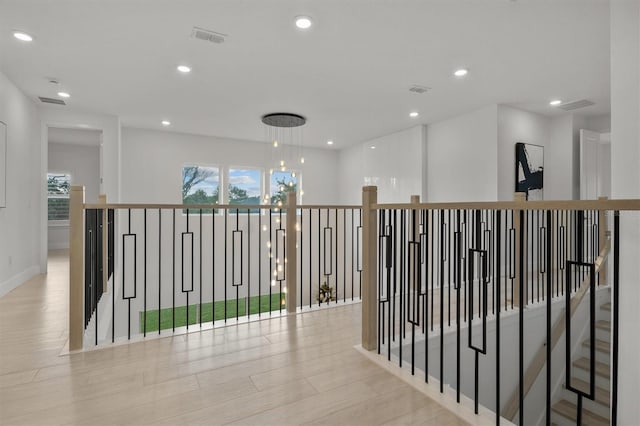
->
[551,295,611,425]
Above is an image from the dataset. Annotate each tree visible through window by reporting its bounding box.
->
[270,170,298,206]
[229,168,261,213]
[182,165,219,213]
[47,173,71,221]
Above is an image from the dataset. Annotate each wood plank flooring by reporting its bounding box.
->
[0,251,468,425]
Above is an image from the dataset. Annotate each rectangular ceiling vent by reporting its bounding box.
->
[38,96,66,105]
[191,27,226,44]
[558,99,595,111]
[409,85,430,94]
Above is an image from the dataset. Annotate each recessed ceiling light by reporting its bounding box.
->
[295,16,313,29]
[409,112,419,118]
[549,99,562,106]
[57,92,70,98]
[370,146,376,150]
[13,31,33,42]
[453,68,468,77]
[161,120,171,126]
[177,65,191,73]
[327,140,334,145]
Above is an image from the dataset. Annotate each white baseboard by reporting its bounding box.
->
[0,266,41,298]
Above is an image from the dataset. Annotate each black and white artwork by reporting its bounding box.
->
[515,142,543,200]
[0,121,6,208]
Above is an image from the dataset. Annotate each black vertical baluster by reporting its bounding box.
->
[318,209,321,307]
[519,209,525,426]
[128,209,131,340]
[343,209,346,303]
[399,209,404,367]
[257,208,260,317]
[172,209,175,332]
[199,209,203,326]
[213,206,216,322]
[309,209,312,308]
[236,210,240,320]
[186,210,190,330]
[112,210,116,343]
[279,208,283,312]
[448,210,451,327]
[158,209,161,334]
[144,208,147,337]
[612,211,619,426]
[456,209,461,403]
[377,210,383,354]
[439,210,445,393]
[224,208,228,321]
[247,209,250,319]
[424,209,429,382]
[392,210,397,343]
[359,209,362,299]
[546,210,552,426]
[300,209,303,309]
[496,210,501,425]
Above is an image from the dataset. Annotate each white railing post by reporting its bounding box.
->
[69,185,85,351]
[362,186,378,350]
[285,190,298,314]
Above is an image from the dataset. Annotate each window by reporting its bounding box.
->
[182,165,219,212]
[270,170,298,206]
[228,168,262,212]
[47,173,71,221]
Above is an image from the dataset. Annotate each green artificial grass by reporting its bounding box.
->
[140,293,285,333]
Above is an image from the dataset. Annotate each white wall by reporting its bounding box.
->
[338,126,424,205]
[610,0,640,423]
[0,71,42,296]
[585,114,611,133]
[47,141,100,249]
[121,127,339,205]
[497,105,551,201]
[427,106,498,202]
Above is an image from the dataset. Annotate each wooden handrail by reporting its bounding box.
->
[373,199,640,211]
[83,203,362,210]
[502,240,611,421]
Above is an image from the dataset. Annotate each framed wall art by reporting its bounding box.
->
[515,142,543,200]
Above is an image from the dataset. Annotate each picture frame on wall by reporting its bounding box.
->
[515,142,544,200]
[0,121,6,208]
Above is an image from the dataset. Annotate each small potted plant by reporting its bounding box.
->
[317,281,335,303]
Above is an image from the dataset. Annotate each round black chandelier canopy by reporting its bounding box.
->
[261,113,306,128]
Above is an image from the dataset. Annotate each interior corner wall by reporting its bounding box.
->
[338,126,424,204]
[497,105,551,201]
[610,0,640,423]
[547,115,576,200]
[0,71,42,296]
[426,105,498,202]
[120,127,339,205]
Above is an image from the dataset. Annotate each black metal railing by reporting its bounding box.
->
[370,199,622,425]
[80,200,362,346]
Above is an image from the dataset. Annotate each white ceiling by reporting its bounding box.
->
[0,0,610,149]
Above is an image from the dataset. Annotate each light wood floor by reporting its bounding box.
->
[0,251,468,426]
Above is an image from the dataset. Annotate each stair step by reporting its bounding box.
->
[568,378,610,407]
[595,320,611,332]
[601,302,611,311]
[582,338,610,354]
[573,357,610,379]
[552,399,609,425]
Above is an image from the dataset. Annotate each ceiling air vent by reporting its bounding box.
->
[38,96,66,105]
[191,27,226,44]
[558,99,594,111]
[409,85,430,94]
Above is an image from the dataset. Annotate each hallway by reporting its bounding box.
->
[0,251,467,425]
